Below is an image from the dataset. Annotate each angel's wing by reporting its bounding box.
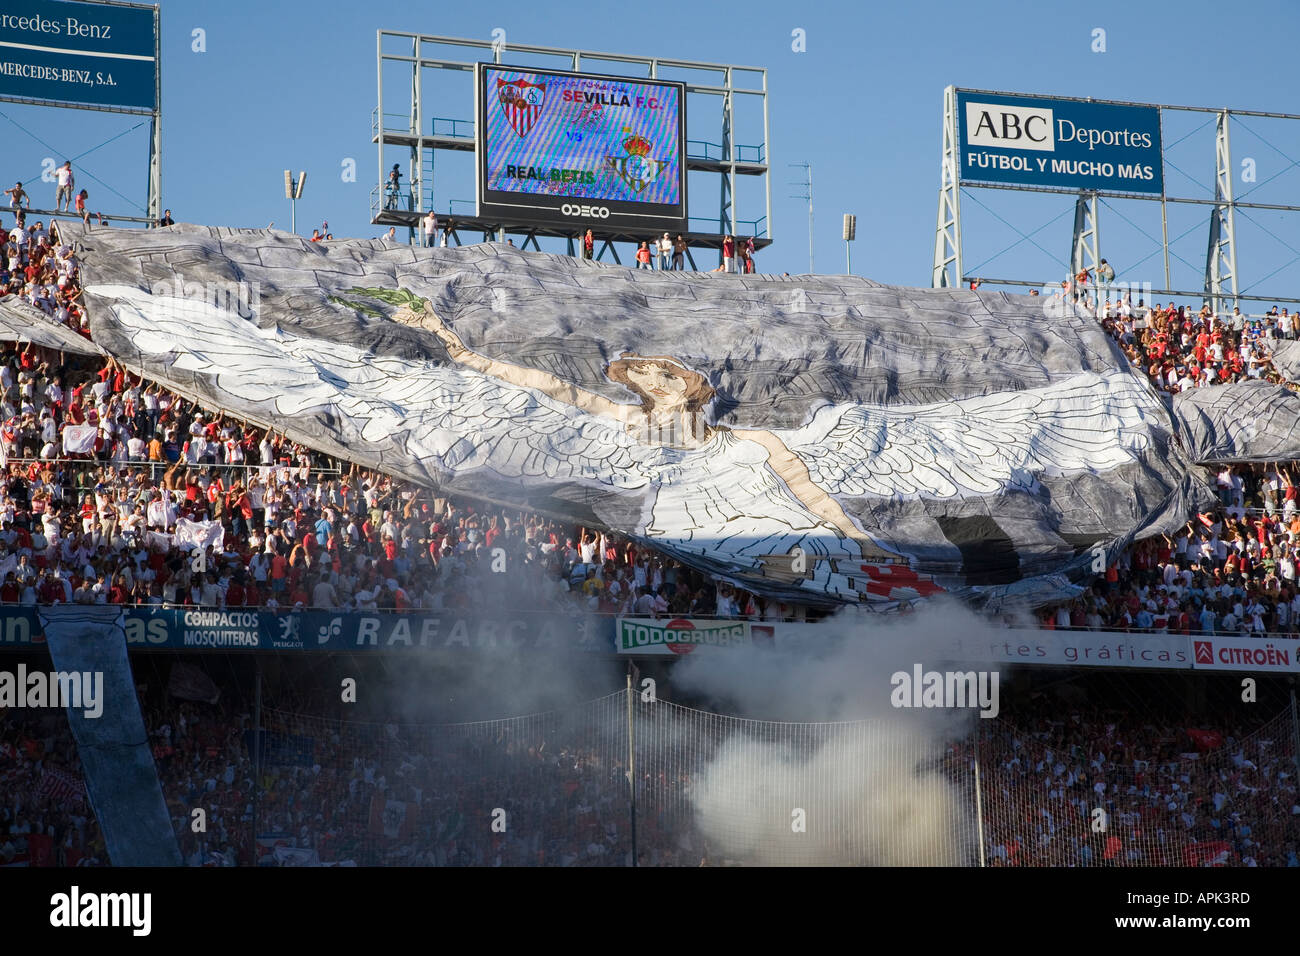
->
[780,371,1158,500]
[91,283,667,489]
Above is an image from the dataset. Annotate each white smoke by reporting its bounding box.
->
[667,600,1006,866]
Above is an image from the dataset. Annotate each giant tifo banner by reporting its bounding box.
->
[0,0,156,111]
[478,63,685,230]
[36,224,1300,608]
[957,90,1163,195]
[0,607,614,653]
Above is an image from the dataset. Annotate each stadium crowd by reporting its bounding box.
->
[0,284,1298,631]
[0,705,104,867]
[1039,465,1300,636]
[1,213,1299,635]
[9,662,1298,867]
[0,341,785,621]
[1099,296,1294,393]
[975,700,1300,867]
[1,217,89,337]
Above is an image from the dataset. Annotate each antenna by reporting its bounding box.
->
[788,162,813,274]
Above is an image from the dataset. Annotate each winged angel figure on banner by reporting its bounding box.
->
[95,282,1157,603]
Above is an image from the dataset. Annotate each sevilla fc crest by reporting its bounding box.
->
[497,78,546,138]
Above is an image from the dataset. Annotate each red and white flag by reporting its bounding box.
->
[36,767,84,805]
[62,425,97,455]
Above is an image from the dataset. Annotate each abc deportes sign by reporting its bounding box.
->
[957,91,1163,195]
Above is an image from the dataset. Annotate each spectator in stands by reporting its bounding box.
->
[5,183,27,213]
[656,233,672,271]
[54,163,74,213]
[722,235,735,274]
[157,210,175,228]
[1097,258,1115,288]
[582,229,594,261]
[423,211,438,249]
[635,242,652,270]
[672,234,686,271]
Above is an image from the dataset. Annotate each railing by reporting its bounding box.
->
[686,140,766,164]
[430,116,474,139]
[687,215,768,239]
[370,184,417,219]
[370,109,477,140]
[372,107,417,138]
[3,457,343,478]
[2,205,156,227]
[0,602,1297,636]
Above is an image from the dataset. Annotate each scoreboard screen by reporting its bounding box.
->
[476,63,687,232]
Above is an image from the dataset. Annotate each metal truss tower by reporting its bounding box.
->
[932,86,962,288]
[1205,109,1240,316]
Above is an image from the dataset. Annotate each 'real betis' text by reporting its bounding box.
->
[503,165,596,184]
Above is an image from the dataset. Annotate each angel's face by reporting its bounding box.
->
[625,363,690,406]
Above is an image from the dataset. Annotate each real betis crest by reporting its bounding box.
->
[606,133,664,194]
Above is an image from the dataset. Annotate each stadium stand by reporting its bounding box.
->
[6,220,1300,868]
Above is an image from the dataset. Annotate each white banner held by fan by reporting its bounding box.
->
[62,425,98,454]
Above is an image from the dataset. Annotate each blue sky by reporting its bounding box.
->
[4,0,1300,299]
